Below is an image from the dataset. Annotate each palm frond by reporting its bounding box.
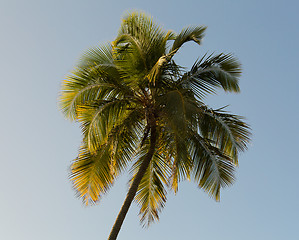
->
[189,131,235,201]
[158,90,188,134]
[112,108,146,172]
[171,26,207,52]
[113,33,148,71]
[79,43,114,68]
[114,12,175,82]
[182,53,241,99]
[60,65,133,121]
[131,144,171,226]
[71,107,146,205]
[170,134,192,193]
[70,143,115,205]
[77,98,133,153]
[199,107,251,163]
[146,49,182,85]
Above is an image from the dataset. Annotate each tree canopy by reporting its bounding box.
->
[59,11,250,239]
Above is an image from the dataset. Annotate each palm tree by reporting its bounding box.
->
[59,12,250,240]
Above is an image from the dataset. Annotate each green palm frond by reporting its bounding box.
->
[159,90,188,134]
[77,99,133,153]
[113,33,148,72]
[118,12,174,61]
[157,90,199,192]
[146,48,182,85]
[199,107,251,163]
[189,131,235,201]
[79,43,114,68]
[60,48,132,120]
[111,108,146,172]
[113,12,175,86]
[182,53,241,99]
[170,134,192,193]
[171,26,207,52]
[155,122,192,193]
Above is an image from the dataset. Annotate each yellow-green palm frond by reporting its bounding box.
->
[77,99,135,153]
[118,12,174,62]
[60,68,111,120]
[113,12,175,85]
[60,43,135,121]
[71,108,146,205]
[130,141,171,226]
[70,143,115,205]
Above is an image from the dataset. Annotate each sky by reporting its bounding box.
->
[0,0,298,239]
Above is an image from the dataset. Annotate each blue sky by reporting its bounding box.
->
[1,0,298,239]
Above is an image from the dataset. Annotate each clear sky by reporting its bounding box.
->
[1,0,298,239]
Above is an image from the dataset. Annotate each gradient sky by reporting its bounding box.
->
[1,0,298,239]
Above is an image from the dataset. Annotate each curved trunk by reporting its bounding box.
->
[108,124,157,240]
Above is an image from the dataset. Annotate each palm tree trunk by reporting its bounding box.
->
[108,124,157,240]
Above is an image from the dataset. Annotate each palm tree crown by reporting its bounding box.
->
[59,12,250,239]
